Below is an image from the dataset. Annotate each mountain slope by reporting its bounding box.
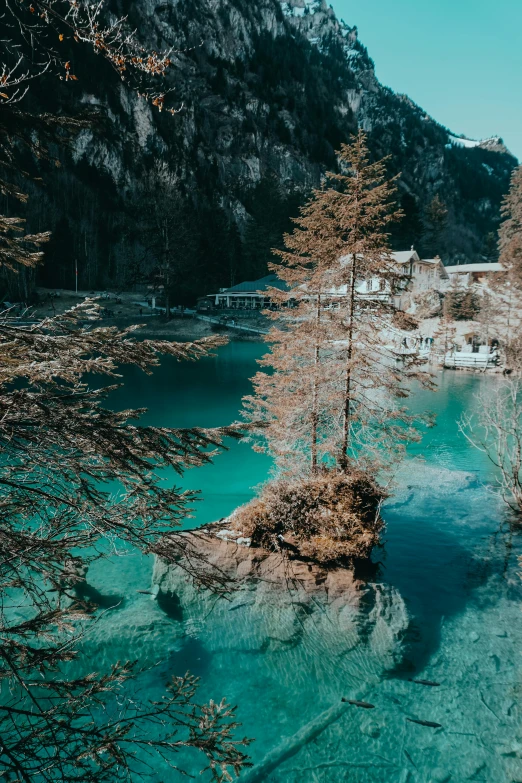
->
[23,0,517,297]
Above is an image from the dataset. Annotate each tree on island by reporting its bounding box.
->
[240,131,433,563]
[0,4,252,781]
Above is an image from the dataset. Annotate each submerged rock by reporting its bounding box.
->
[153,523,362,601]
[152,523,410,669]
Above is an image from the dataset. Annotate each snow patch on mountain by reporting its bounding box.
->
[448,134,513,157]
[449,135,482,149]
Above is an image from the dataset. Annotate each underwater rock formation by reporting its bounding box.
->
[152,523,410,669]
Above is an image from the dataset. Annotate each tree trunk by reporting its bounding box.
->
[340,264,357,470]
[162,218,172,322]
[311,294,321,472]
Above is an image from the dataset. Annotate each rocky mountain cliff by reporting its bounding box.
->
[21,0,517,299]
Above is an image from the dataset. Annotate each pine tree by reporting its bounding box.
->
[0,216,49,273]
[0,6,252,778]
[241,132,435,564]
[244,131,433,478]
[139,179,197,318]
[475,290,496,350]
[327,137,434,471]
[499,165,522,284]
[481,231,499,263]
[40,216,74,289]
[0,303,251,781]
[242,176,302,281]
[243,183,337,474]
[392,192,423,250]
[446,274,479,321]
[461,169,522,516]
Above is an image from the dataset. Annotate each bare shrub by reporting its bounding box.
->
[460,378,522,515]
[234,470,386,564]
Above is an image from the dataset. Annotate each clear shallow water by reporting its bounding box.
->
[82,344,522,782]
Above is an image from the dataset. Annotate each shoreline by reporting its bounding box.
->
[131,316,263,342]
[28,288,264,343]
[26,289,508,362]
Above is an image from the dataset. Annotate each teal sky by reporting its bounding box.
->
[332,0,522,162]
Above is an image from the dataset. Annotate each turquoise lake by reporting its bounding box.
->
[83,341,522,783]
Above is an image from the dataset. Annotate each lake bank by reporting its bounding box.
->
[29,288,263,341]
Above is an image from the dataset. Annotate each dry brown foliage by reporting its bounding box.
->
[234,470,386,564]
[1,0,179,108]
[499,165,522,287]
[486,165,522,354]
[243,131,434,479]
[390,309,422,332]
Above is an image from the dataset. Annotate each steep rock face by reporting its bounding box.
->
[26,0,517,294]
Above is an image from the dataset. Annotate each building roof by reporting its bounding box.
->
[444,263,503,274]
[392,250,419,265]
[390,251,448,277]
[219,274,289,294]
[393,252,444,267]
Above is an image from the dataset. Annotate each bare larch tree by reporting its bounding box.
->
[244,131,433,479]
[485,164,522,361]
[432,295,457,362]
[240,133,433,565]
[0,303,251,781]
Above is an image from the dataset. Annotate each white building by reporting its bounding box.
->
[204,249,448,312]
[208,274,289,310]
[323,249,447,310]
[443,262,503,288]
[353,249,448,309]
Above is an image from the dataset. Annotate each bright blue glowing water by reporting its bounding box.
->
[83,343,522,782]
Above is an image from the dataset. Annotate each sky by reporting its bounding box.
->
[331,0,522,162]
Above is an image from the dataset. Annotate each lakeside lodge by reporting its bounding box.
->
[198,250,502,314]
